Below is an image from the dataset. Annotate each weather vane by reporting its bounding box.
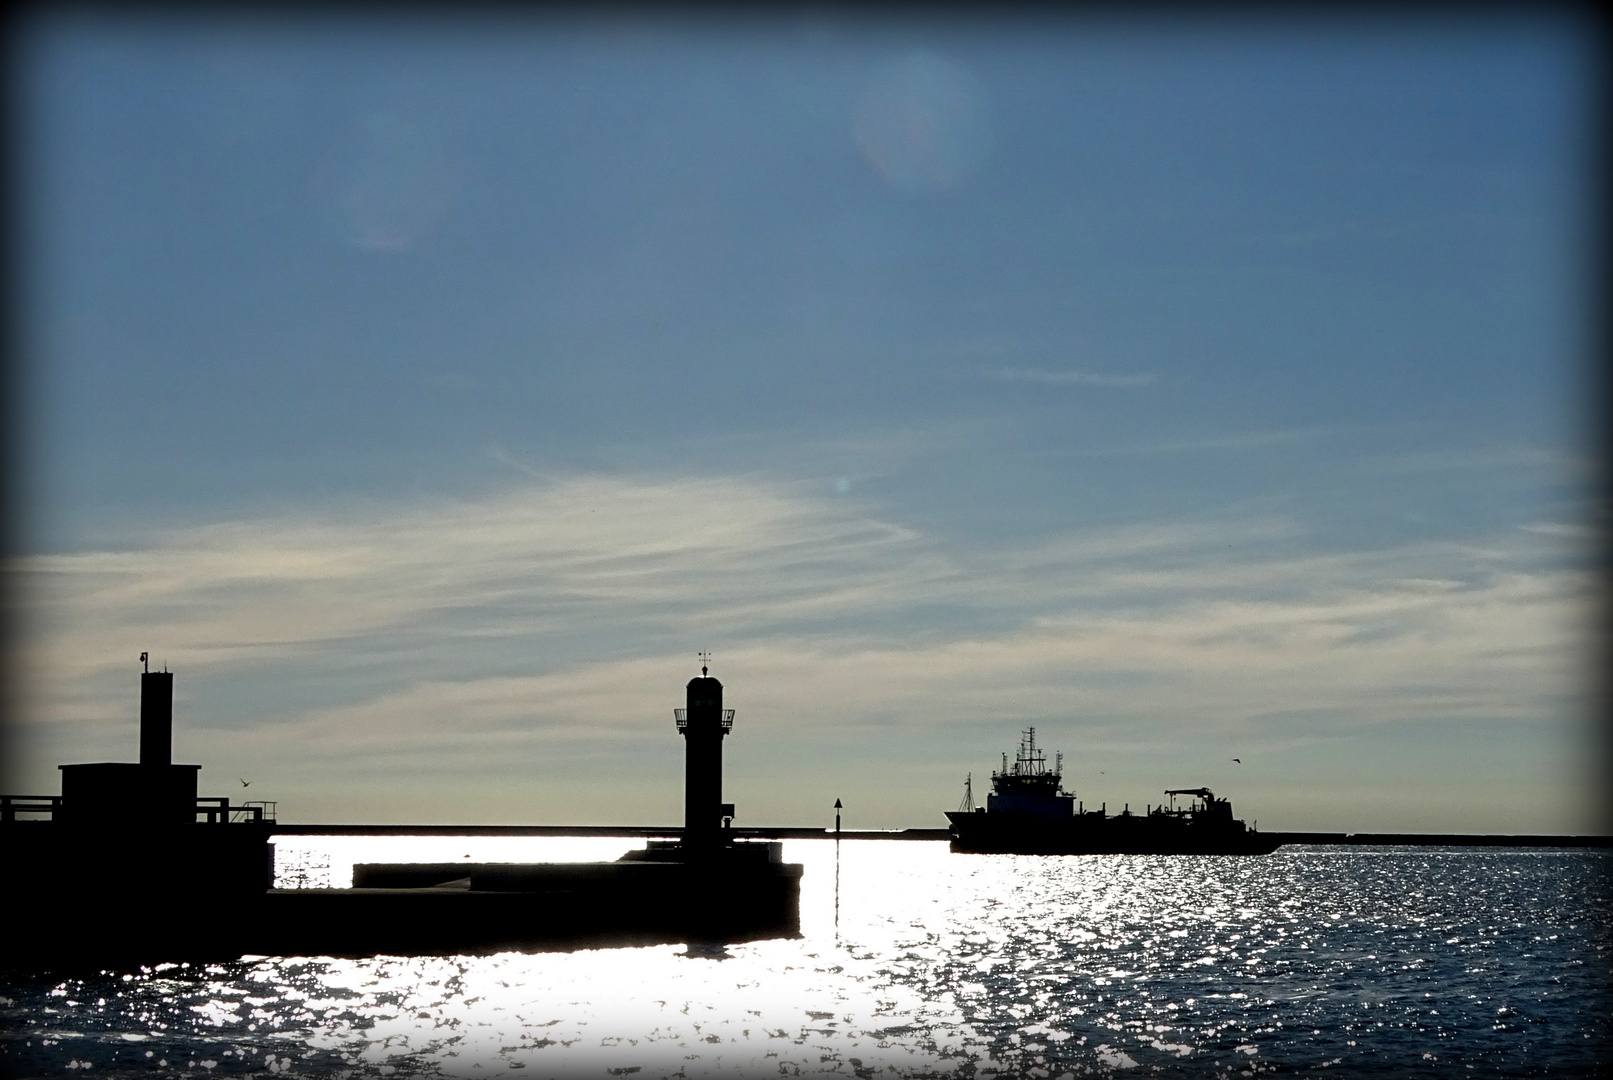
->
[698,650,711,676]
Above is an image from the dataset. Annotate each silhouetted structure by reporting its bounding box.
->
[3,657,801,966]
[5,662,275,830]
[677,663,734,851]
[946,728,1280,855]
[275,658,803,955]
[140,667,173,764]
[57,669,204,825]
[1,660,276,966]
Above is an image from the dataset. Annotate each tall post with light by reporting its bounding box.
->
[139,652,174,768]
[675,653,734,855]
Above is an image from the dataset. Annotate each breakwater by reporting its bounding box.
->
[268,824,1610,846]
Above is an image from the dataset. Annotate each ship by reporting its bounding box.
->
[945,728,1280,855]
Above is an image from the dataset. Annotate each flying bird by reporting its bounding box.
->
[1231,758,1241,764]
[239,778,251,787]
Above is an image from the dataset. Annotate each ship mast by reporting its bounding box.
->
[957,773,975,813]
[1016,726,1046,775]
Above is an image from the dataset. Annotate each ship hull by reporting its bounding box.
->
[945,811,1281,855]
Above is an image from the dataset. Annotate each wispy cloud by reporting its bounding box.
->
[17,475,943,689]
[980,366,1157,388]
[1035,427,1336,460]
[1519,520,1600,540]
[10,472,1592,826]
[1352,445,1577,475]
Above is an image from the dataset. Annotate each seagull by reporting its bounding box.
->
[1231,758,1241,764]
[239,778,251,787]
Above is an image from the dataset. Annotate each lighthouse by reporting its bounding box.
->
[675,653,734,853]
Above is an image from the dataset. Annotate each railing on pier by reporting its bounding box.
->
[238,800,277,823]
[1,795,62,822]
[673,708,735,732]
[196,798,277,824]
[0,794,275,823]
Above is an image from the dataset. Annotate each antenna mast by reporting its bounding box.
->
[958,773,975,813]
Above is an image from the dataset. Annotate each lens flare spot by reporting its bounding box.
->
[854,51,992,192]
[311,112,457,253]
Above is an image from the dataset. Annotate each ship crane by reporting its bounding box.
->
[1165,787,1216,810]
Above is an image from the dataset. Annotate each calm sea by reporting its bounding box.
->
[2,838,1608,1078]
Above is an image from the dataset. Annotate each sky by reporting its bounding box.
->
[6,9,1602,832]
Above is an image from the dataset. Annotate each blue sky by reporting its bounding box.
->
[9,11,1599,831]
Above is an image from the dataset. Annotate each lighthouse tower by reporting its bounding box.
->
[675,654,734,853]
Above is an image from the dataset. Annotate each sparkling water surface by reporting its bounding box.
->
[1,840,1607,1077]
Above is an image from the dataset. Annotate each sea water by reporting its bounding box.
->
[1,839,1607,1077]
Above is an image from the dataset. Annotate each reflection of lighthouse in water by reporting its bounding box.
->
[675,654,735,853]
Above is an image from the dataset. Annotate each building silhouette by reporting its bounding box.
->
[1,655,801,963]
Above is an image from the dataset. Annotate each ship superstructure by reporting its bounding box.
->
[983,728,1074,820]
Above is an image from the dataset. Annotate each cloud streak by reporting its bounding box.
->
[1352,445,1578,475]
[10,472,1592,827]
[981,366,1158,388]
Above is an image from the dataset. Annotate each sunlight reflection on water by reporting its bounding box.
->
[2,840,1607,1077]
